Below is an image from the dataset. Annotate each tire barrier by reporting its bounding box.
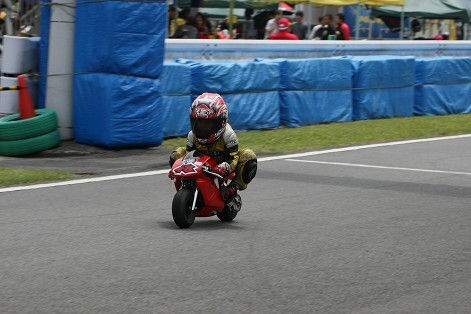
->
[0,129,60,156]
[0,109,57,141]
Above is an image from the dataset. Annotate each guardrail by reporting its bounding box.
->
[165,40,471,61]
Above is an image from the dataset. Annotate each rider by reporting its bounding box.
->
[169,93,257,202]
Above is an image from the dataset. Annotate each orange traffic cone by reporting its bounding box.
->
[18,75,36,120]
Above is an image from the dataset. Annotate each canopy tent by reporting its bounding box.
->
[264,0,404,5]
[371,0,471,22]
[175,0,278,9]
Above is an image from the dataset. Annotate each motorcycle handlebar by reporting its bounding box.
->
[202,165,224,179]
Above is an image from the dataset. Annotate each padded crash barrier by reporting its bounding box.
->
[73,0,167,148]
[415,57,471,116]
[161,62,192,138]
[176,59,281,131]
[276,58,353,127]
[158,56,471,138]
[74,74,162,148]
[350,56,415,121]
[71,28,470,145]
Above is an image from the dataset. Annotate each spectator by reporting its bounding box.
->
[171,16,198,39]
[195,13,211,39]
[242,8,257,39]
[268,18,298,40]
[219,16,242,39]
[216,26,230,39]
[264,10,281,39]
[314,14,336,40]
[168,6,185,38]
[335,13,350,40]
[308,16,323,40]
[291,11,308,40]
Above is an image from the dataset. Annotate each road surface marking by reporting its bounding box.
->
[1,134,470,193]
[286,159,471,176]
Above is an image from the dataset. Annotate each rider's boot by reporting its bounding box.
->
[221,182,239,202]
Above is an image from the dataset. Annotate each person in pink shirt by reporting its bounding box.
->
[269,18,299,40]
[335,13,350,40]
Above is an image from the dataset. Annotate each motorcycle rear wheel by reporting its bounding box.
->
[172,189,196,228]
[217,207,238,222]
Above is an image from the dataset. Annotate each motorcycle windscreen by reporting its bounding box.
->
[190,117,223,139]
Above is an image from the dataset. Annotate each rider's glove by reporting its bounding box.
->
[211,162,231,178]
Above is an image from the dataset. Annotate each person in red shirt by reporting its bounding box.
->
[195,13,211,39]
[335,13,350,40]
[268,18,299,40]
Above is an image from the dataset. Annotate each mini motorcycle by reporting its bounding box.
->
[169,151,242,228]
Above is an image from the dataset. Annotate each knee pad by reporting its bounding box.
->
[242,159,257,184]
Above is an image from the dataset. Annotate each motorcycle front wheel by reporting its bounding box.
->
[172,189,196,228]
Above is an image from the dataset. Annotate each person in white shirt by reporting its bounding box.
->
[264,10,281,39]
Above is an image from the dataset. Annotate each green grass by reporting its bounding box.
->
[162,114,471,153]
[0,167,76,187]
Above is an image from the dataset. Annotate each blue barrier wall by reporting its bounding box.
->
[415,57,471,115]
[276,58,353,127]
[161,62,192,137]
[74,74,162,148]
[176,59,280,131]
[351,56,415,120]
[73,0,167,148]
[160,56,470,139]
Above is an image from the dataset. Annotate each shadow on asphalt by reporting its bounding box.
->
[155,219,246,231]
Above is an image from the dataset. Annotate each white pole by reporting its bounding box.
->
[368,18,373,40]
[46,0,75,139]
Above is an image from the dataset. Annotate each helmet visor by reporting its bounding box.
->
[191,117,223,139]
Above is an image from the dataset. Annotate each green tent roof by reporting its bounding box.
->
[371,0,471,22]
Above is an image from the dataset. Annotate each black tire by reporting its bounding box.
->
[0,129,61,156]
[0,109,58,141]
[217,206,238,222]
[172,189,196,229]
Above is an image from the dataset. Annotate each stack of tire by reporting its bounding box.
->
[0,109,60,156]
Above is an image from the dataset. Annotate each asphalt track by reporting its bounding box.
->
[1,136,470,313]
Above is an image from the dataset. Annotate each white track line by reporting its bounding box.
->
[286,159,471,176]
[258,134,471,162]
[0,170,169,193]
[1,134,470,193]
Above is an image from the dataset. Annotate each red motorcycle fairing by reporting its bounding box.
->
[169,152,225,217]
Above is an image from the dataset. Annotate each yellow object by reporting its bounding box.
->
[0,11,7,20]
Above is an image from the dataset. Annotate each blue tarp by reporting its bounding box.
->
[223,92,280,130]
[177,59,280,94]
[162,96,192,137]
[415,84,471,115]
[174,60,281,130]
[350,56,415,120]
[74,74,162,148]
[38,0,51,108]
[161,62,192,137]
[74,0,167,78]
[280,91,352,126]
[415,57,471,85]
[274,58,353,127]
[161,62,192,95]
[278,58,353,90]
[415,57,471,115]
